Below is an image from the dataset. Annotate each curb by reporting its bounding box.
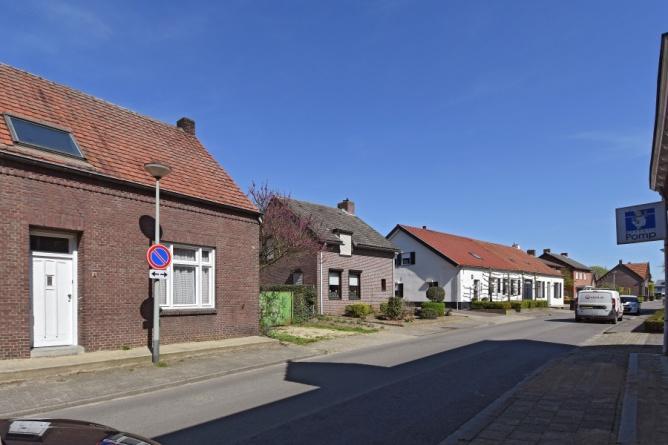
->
[0,341,278,385]
[617,353,639,444]
[0,350,321,418]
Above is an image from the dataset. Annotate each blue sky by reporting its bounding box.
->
[2,1,668,277]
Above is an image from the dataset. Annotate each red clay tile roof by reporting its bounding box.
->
[623,262,650,280]
[397,225,561,276]
[0,64,257,213]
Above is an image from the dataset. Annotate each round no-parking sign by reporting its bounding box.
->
[146,244,171,270]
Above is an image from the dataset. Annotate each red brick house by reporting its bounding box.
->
[538,249,595,299]
[596,261,652,297]
[0,64,260,359]
[260,198,397,314]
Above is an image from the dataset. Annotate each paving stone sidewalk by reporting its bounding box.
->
[0,342,314,418]
[444,323,664,445]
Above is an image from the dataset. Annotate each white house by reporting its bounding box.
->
[387,225,565,307]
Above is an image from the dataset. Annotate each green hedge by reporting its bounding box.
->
[345,303,373,318]
[420,307,439,319]
[471,301,512,310]
[471,300,548,311]
[510,300,549,311]
[421,301,445,317]
[645,309,664,333]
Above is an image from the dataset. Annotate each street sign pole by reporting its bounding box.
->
[152,178,161,365]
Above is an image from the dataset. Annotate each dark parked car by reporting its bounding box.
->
[621,295,641,315]
[0,419,160,444]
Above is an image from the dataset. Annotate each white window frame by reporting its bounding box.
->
[160,243,216,310]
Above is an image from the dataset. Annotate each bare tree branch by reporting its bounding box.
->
[249,182,322,269]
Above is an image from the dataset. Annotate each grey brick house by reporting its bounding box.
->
[260,199,397,315]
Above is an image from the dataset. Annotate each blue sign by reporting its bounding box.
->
[146,244,172,269]
[616,201,666,244]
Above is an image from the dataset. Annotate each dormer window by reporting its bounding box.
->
[5,115,83,158]
[338,232,352,256]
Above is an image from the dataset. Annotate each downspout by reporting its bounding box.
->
[319,248,324,315]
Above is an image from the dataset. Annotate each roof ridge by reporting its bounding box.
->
[289,198,357,217]
[401,224,517,249]
[0,63,185,133]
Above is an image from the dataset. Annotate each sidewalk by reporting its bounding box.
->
[0,336,276,384]
[443,315,664,445]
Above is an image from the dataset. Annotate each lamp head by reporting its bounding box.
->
[144,162,171,179]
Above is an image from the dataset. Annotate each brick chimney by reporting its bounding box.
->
[337,198,355,215]
[560,252,568,257]
[177,117,195,135]
[543,248,551,254]
[619,259,623,265]
[527,249,536,256]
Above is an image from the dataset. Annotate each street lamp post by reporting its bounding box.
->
[144,162,171,365]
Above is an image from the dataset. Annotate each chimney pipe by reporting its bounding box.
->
[177,117,195,135]
[619,259,623,265]
[337,198,355,215]
[560,252,568,257]
[422,225,427,229]
[543,248,551,254]
[527,249,536,256]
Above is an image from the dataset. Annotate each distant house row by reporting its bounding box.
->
[260,199,574,310]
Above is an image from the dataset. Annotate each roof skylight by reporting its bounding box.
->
[5,115,83,158]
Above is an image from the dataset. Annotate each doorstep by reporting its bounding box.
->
[0,336,276,384]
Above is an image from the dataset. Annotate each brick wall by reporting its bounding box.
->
[597,267,645,296]
[0,158,259,359]
[317,247,394,315]
[260,250,318,287]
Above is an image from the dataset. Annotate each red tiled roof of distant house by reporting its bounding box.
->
[0,64,257,212]
[624,262,650,280]
[398,225,561,276]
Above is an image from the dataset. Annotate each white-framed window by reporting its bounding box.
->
[158,244,215,309]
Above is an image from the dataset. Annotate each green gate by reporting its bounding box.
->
[260,291,293,327]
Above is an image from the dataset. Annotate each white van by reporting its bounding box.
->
[575,289,624,323]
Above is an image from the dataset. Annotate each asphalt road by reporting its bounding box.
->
[37,311,629,444]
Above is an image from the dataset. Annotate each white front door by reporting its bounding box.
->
[32,255,74,347]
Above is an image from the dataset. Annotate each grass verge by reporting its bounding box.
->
[301,322,378,334]
[267,331,324,345]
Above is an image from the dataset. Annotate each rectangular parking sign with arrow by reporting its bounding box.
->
[149,269,169,280]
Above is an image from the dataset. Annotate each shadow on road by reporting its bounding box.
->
[156,339,578,445]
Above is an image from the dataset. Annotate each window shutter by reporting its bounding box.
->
[395,254,401,267]
[410,252,416,264]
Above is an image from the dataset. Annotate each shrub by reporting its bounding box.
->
[420,307,439,319]
[637,296,645,303]
[470,301,511,310]
[345,303,373,318]
[645,309,664,333]
[380,297,404,320]
[504,300,550,311]
[426,286,445,302]
[421,301,445,317]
